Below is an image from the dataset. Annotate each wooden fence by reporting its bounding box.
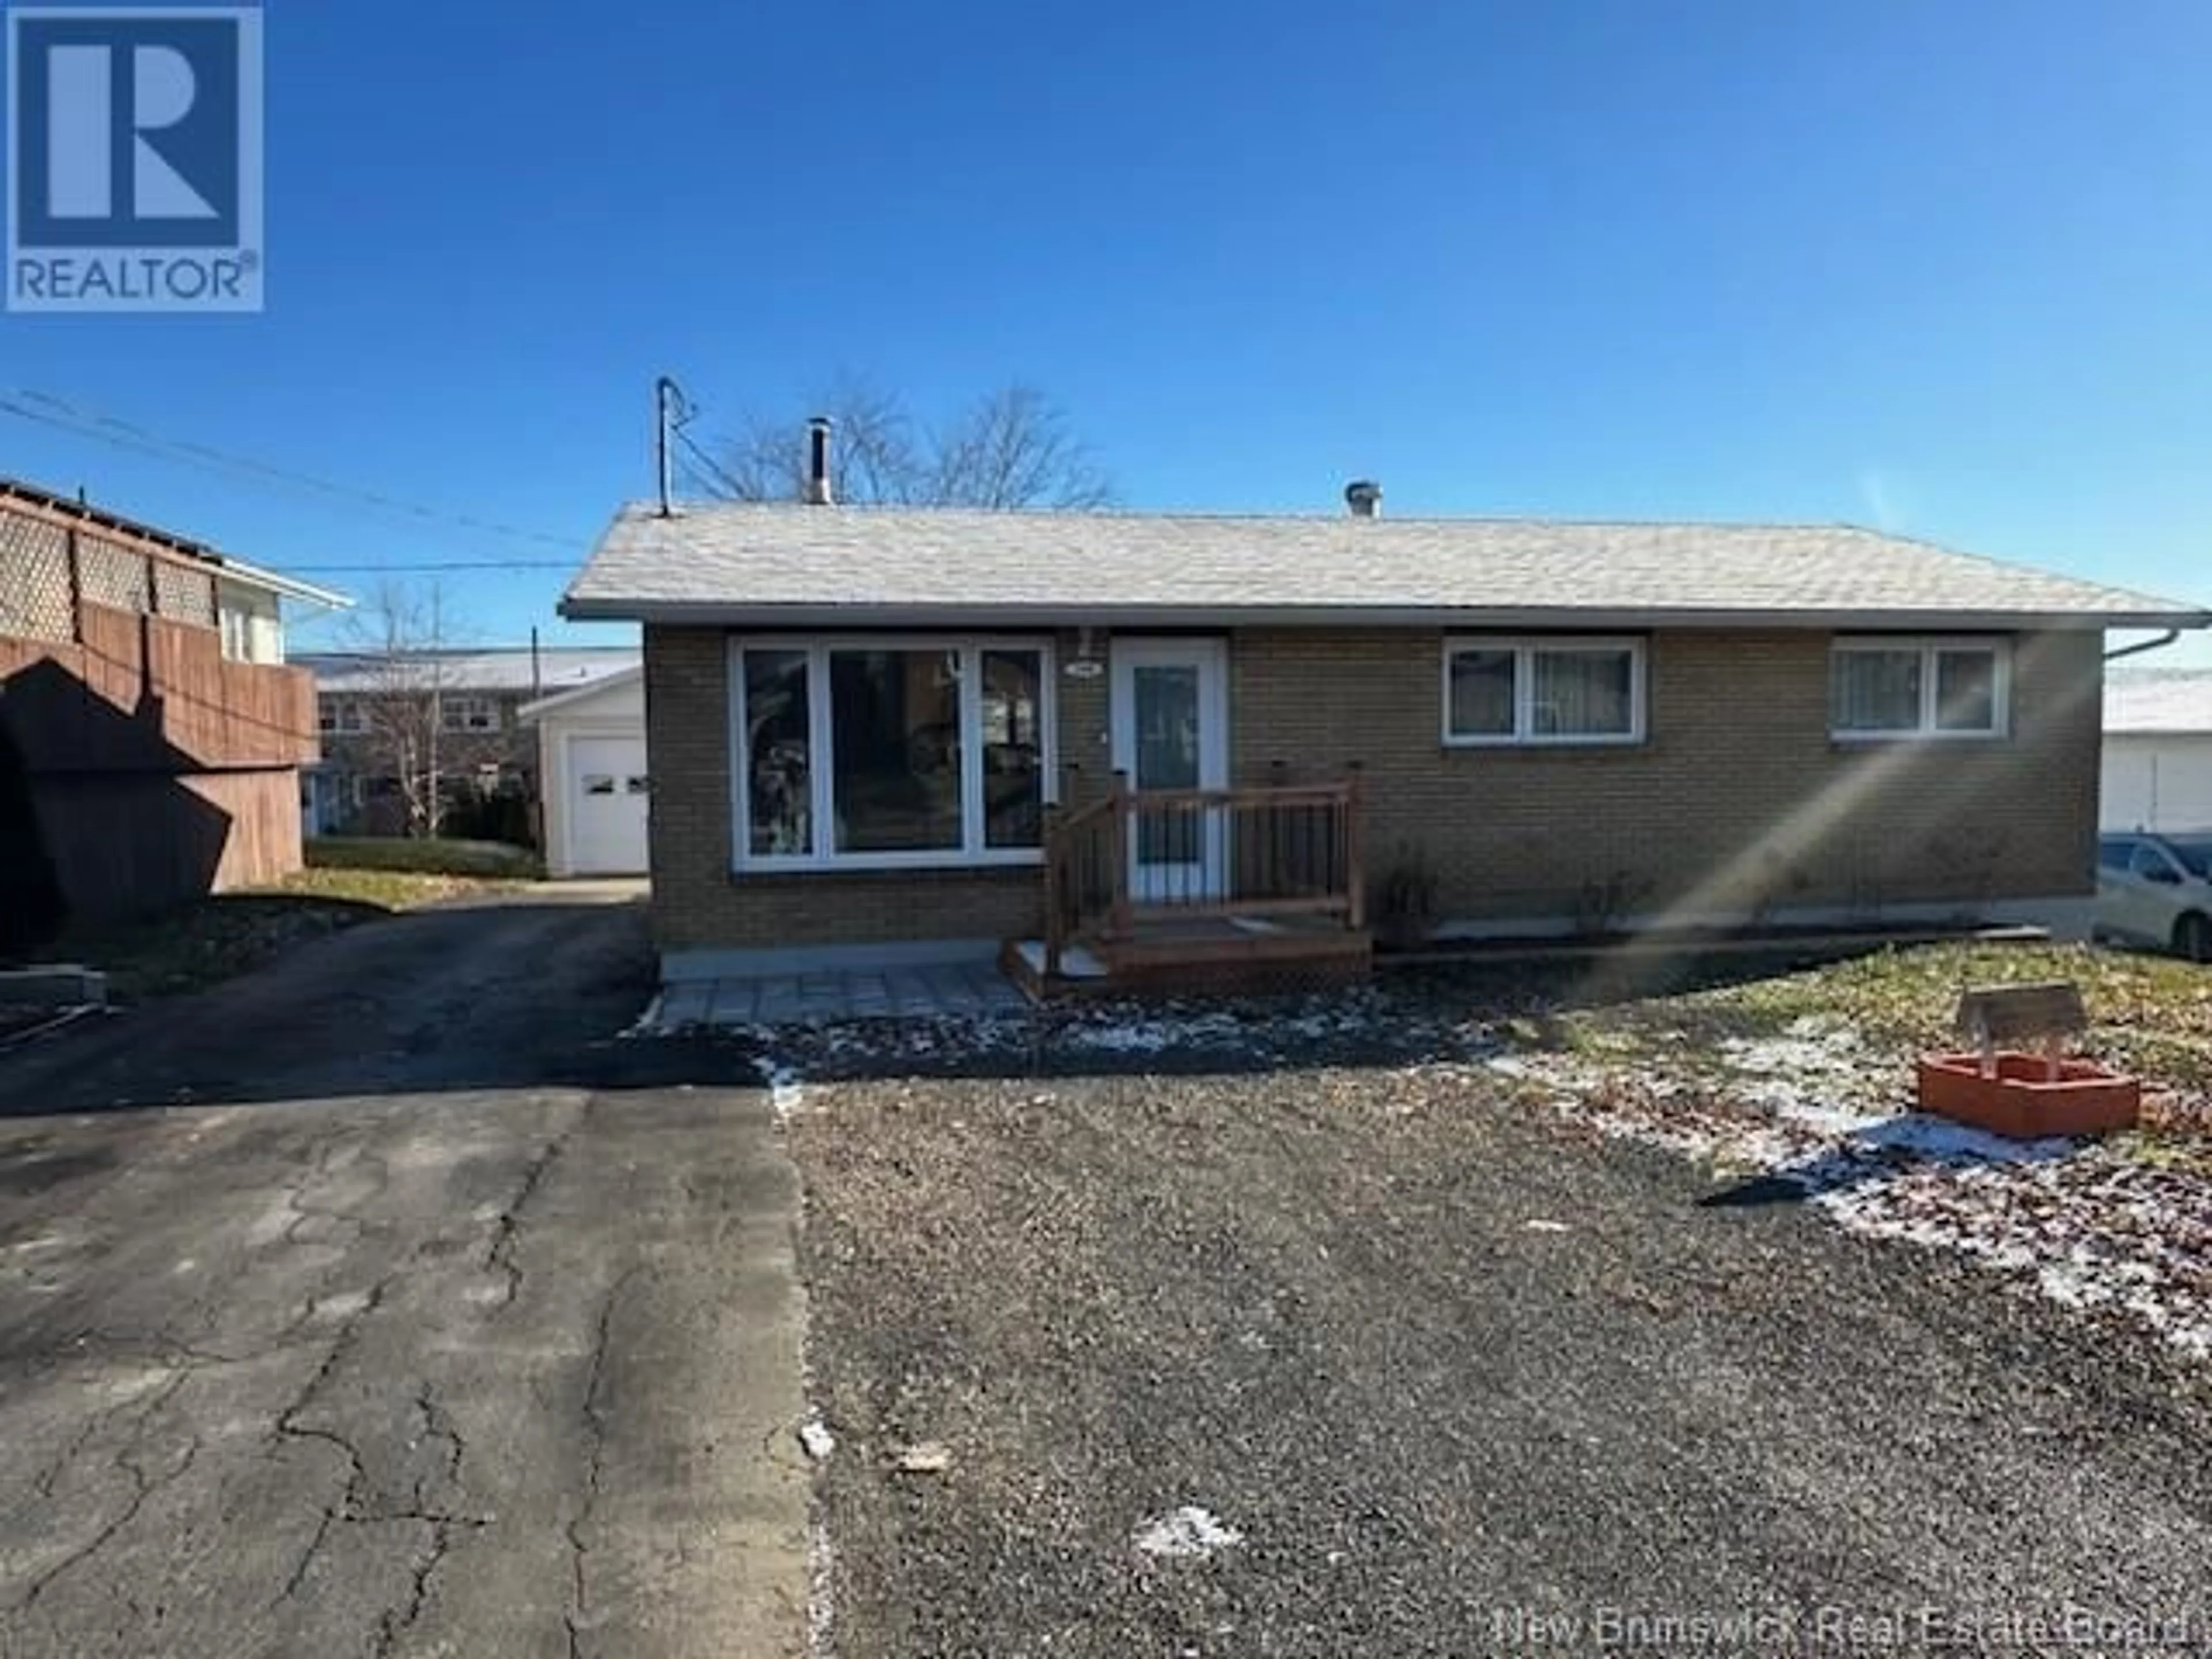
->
[1,600,319,932]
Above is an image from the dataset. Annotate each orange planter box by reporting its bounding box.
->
[1915,1052,2141,1139]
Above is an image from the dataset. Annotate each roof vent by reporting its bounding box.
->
[806,416,834,506]
[1344,479,1382,518]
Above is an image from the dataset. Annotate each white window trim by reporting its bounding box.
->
[1441,635,1648,748]
[1830,636,2011,742]
[730,635,1058,874]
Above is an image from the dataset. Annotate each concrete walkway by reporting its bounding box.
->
[658,960,1028,1029]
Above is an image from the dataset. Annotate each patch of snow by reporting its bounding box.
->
[893,1441,953,1475]
[808,1517,837,1659]
[1134,1506,1245,1559]
[1848,1113,2073,1165]
[764,1062,805,1123]
[1498,1033,2212,1367]
[1062,1020,1187,1054]
[728,987,1498,1089]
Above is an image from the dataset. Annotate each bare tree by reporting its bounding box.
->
[331,579,461,838]
[691,374,1114,509]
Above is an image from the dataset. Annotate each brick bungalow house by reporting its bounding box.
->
[560,479,2207,991]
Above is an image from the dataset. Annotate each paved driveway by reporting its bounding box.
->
[0,891,807,1658]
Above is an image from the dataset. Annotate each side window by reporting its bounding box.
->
[2098,838,2138,874]
[2130,844,2180,884]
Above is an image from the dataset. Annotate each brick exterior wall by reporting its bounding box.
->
[643,624,2103,956]
[1232,628,2103,927]
[645,628,1064,954]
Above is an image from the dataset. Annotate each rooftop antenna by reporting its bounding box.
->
[654,376,689,518]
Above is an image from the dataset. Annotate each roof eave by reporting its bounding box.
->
[215,557,354,610]
[560,596,2212,633]
[517,665,645,721]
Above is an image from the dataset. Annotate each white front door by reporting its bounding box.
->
[1109,638,1229,902]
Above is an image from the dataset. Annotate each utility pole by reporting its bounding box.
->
[426,587,445,839]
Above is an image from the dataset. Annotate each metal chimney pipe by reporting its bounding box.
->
[806,417,835,506]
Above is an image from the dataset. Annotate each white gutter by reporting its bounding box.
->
[559,598,2212,633]
[216,556,354,611]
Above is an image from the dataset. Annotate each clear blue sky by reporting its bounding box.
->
[5,0,2209,661]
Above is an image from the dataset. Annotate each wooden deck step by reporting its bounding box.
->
[1002,916,1372,1002]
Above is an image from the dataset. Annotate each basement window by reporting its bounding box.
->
[732,638,1055,872]
[1830,638,2009,739]
[1443,638,1646,747]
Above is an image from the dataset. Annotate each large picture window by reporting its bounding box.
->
[734,639,1052,870]
[1443,637,1645,746]
[1830,638,2008,738]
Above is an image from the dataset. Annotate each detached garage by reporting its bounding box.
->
[2103,669,2212,832]
[525,669,651,876]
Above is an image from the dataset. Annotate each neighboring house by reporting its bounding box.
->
[559,480,2209,990]
[0,476,347,944]
[296,647,639,841]
[2103,669,2212,832]
[520,667,649,877]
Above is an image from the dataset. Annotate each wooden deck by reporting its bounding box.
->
[1003,915,1373,1001]
[1012,772,1373,999]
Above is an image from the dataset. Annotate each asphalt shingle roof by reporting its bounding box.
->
[2106,669,2212,734]
[560,503,2205,631]
[298,647,638,696]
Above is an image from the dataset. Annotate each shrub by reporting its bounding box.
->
[1373,845,1441,950]
[438,786,535,849]
[305,836,541,879]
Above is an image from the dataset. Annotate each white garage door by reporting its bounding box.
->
[569,735,650,874]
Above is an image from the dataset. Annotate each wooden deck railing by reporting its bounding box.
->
[1041,770,1365,975]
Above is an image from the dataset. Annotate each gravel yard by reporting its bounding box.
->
[774,946,2212,1656]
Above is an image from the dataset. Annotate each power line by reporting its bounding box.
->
[0,388,585,552]
[284,560,576,574]
[675,426,748,499]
